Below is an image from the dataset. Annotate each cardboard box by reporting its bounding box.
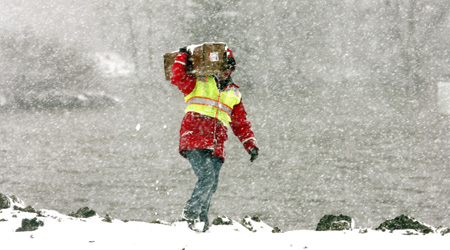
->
[188,43,227,76]
[164,51,179,81]
[164,43,227,80]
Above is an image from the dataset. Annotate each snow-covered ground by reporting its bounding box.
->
[1,195,449,250]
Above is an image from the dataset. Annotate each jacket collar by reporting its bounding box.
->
[215,76,237,90]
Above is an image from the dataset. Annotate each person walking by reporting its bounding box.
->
[171,46,259,232]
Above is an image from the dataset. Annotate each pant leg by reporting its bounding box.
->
[183,150,222,221]
[200,156,223,223]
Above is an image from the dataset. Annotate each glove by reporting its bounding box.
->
[178,47,191,72]
[179,47,187,53]
[249,148,259,162]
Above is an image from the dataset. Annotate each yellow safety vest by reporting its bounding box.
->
[185,76,242,127]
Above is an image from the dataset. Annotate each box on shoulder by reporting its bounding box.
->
[164,43,227,81]
[189,43,227,76]
[164,51,179,81]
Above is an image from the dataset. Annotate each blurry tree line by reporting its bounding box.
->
[0,30,97,93]
[0,29,115,109]
[1,0,449,109]
[93,0,449,103]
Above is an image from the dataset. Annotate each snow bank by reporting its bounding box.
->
[1,194,449,250]
[92,52,134,78]
[0,91,120,110]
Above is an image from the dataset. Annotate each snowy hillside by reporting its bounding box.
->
[1,195,449,250]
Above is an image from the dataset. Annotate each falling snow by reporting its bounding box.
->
[0,0,449,238]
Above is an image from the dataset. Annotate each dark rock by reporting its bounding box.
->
[68,207,97,218]
[441,228,450,236]
[212,216,233,226]
[241,215,273,232]
[102,214,112,223]
[16,218,44,232]
[14,205,37,213]
[359,228,368,234]
[272,227,282,233]
[10,195,21,204]
[250,216,261,222]
[150,219,169,225]
[316,214,353,231]
[241,216,257,232]
[0,193,10,209]
[375,215,433,234]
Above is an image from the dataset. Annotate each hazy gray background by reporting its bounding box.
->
[1,0,449,230]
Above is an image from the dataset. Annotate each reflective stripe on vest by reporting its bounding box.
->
[184,76,241,126]
[186,97,233,117]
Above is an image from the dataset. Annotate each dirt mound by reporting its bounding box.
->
[16,217,44,232]
[68,207,97,218]
[316,214,353,231]
[376,215,433,234]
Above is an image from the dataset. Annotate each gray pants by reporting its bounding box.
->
[183,150,223,226]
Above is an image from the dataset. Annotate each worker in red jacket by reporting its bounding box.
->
[171,46,259,232]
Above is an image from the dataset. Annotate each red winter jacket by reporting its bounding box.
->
[171,52,258,162]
